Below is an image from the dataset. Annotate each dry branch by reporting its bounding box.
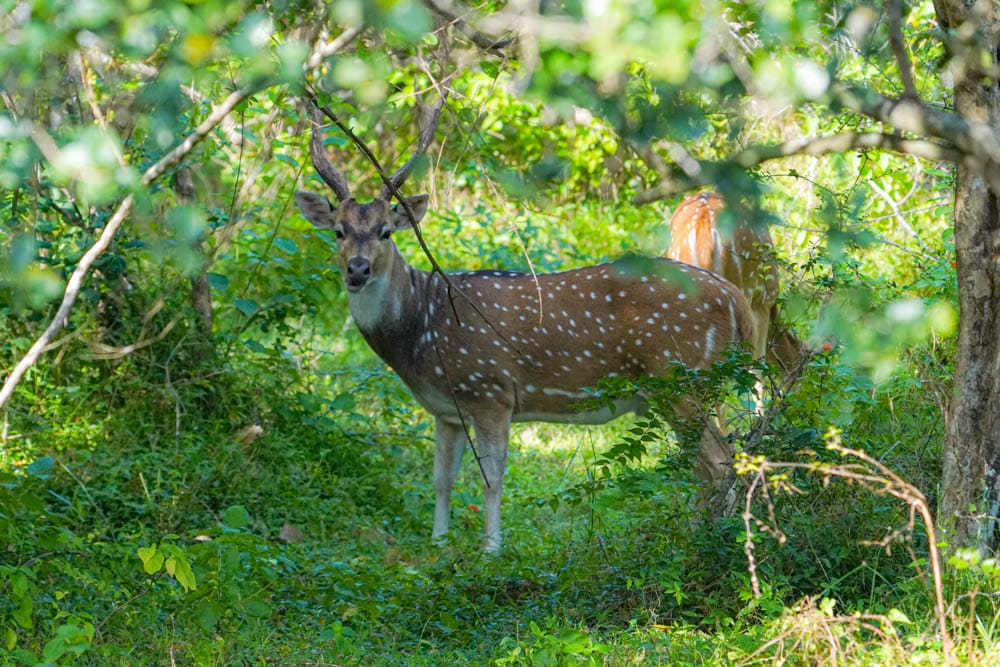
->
[739,437,955,665]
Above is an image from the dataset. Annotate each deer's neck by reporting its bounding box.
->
[346,246,429,367]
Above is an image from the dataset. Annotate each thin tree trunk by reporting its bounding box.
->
[936,0,1000,550]
[173,169,215,364]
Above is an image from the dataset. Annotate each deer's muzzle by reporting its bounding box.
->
[345,257,372,291]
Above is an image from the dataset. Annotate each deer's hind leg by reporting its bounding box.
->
[669,398,736,519]
[470,412,511,553]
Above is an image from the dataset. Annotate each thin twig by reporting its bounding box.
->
[741,439,955,664]
[94,572,164,636]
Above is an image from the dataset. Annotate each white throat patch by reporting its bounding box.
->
[347,276,400,331]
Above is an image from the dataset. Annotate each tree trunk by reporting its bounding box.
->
[172,169,215,364]
[936,1,1000,551]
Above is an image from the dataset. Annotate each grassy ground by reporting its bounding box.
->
[4,342,991,666]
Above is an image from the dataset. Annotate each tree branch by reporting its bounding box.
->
[830,82,1000,163]
[422,0,515,52]
[633,131,967,204]
[887,0,918,98]
[304,25,364,72]
[0,88,254,410]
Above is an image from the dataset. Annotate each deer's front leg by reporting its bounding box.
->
[433,418,467,543]
[471,413,511,553]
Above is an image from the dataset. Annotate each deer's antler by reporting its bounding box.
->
[378,88,447,200]
[307,102,352,202]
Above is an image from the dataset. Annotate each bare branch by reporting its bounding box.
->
[0,87,254,411]
[304,25,364,72]
[830,82,1000,162]
[887,0,919,98]
[740,439,955,664]
[735,131,962,166]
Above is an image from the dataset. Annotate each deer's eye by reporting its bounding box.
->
[379,228,392,241]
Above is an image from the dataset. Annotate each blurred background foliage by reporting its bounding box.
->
[0,0,978,664]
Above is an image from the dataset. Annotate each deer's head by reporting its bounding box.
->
[295,191,428,292]
[295,99,442,292]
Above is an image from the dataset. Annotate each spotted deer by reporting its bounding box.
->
[295,104,757,551]
[666,192,802,371]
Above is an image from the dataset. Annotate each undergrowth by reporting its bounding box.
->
[1,326,994,666]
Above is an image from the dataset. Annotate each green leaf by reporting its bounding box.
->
[243,339,267,353]
[10,650,37,665]
[165,555,196,591]
[196,601,222,630]
[329,393,356,410]
[174,558,196,591]
[274,238,297,255]
[234,298,259,316]
[241,600,272,618]
[42,636,66,663]
[818,597,836,616]
[222,505,251,529]
[25,456,54,479]
[12,596,32,629]
[206,272,229,291]
[137,546,164,574]
[10,571,29,598]
[887,608,911,625]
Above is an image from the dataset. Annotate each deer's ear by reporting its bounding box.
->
[295,190,338,229]
[392,194,429,230]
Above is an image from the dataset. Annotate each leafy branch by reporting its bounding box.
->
[0,26,365,411]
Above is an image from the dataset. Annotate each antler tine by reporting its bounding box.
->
[307,102,352,202]
[379,89,448,200]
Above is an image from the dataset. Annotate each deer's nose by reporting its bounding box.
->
[345,257,372,288]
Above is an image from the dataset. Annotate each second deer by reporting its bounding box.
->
[666,192,802,372]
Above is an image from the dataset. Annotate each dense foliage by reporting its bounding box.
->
[1,0,997,664]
